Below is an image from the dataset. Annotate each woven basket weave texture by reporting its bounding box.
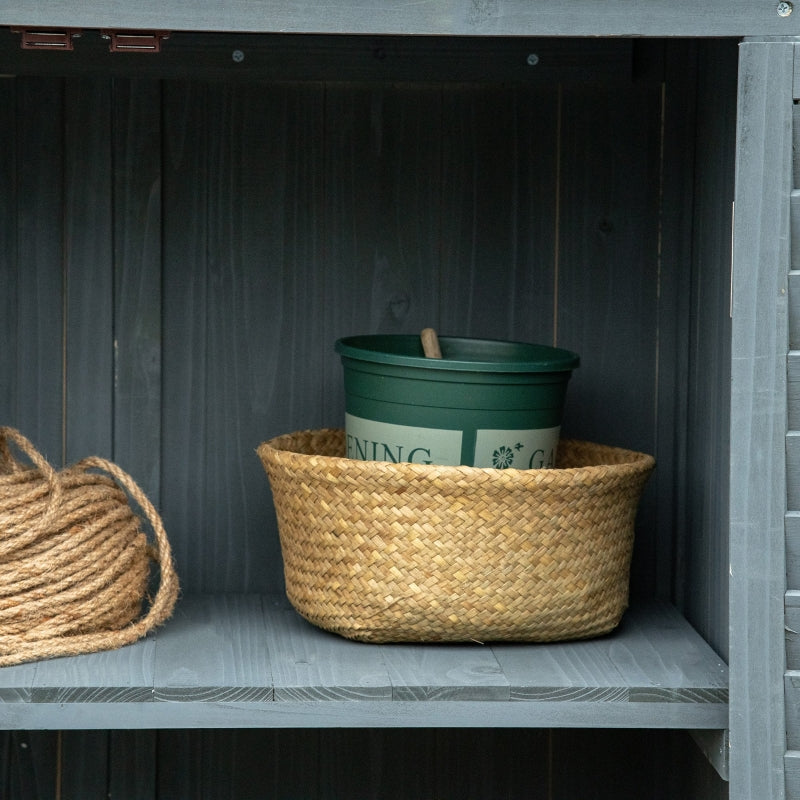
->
[258,428,655,643]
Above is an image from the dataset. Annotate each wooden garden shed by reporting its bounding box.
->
[0,1,796,797]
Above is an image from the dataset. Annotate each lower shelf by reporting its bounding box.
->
[0,594,728,730]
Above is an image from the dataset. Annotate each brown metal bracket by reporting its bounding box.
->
[11,28,82,50]
[100,30,170,53]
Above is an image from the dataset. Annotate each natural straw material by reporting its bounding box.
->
[0,427,179,666]
[258,429,655,643]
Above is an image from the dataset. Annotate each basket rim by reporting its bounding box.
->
[257,427,655,482]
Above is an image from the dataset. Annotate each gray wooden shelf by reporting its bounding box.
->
[0,0,797,37]
[0,595,727,731]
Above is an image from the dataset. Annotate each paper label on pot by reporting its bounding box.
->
[473,426,560,469]
[345,414,462,466]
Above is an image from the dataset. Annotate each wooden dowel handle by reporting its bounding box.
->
[421,328,442,359]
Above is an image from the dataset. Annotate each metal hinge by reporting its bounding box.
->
[100,30,170,53]
[11,28,82,50]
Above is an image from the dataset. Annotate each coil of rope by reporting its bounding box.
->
[0,427,179,667]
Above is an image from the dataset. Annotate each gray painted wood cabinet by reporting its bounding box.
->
[0,3,796,798]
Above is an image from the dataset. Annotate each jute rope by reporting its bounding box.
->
[0,427,179,666]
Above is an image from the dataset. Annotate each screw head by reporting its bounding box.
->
[232,49,245,63]
[778,1,793,16]
[526,53,540,66]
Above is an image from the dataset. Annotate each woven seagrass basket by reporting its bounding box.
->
[257,428,654,643]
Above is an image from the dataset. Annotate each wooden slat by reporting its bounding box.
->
[58,731,109,798]
[554,80,662,597]
[107,731,157,799]
[263,601,392,701]
[787,512,800,589]
[677,39,737,660]
[0,78,17,428]
[791,276,800,349]
[792,193,800,268]
[493,602,727,705]
[159,81,211,594]
[787,750,800,799]
[729,38,794,800]
[790,431,800,511]
[789,352,800,429]
[112,79,163,502]
[437,84,557,345]
[0,0,795,37]
[160,81,326,594]
[784,590,800,669]
[321,84,442,426]
[379,642,509,701]
[153,595,272,702]
[785,673,800,750]
[63,77,114,463]
[29,635,155,704]
[13,77,65,462]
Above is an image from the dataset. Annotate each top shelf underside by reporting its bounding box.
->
[0,595,727,731]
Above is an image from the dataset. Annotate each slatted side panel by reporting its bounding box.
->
[786,42,800,800]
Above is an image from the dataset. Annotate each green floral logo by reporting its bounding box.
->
[492,445,515,469]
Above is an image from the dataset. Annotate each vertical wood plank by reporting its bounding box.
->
[6,732,58,800]
[0,78,17,427]
[555,81,662,596]
[433,729,550,800]
[161,80,210,593]
[59,731,109,800]
[155,731,203,799]
[729,38,794,800]
[439,84,557,345]
[321,84,442,426]
[680,39,738,658]
[14,77,66,463]
[107,731,157,799]
[161,82,325,593]
[112,79,163,503]
[657,40,698,608]
[63,77,114,463]
[156,730,321,800]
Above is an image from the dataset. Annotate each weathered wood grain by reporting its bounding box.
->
[13,78,65,463]
[29,639,155,705]
[263,601,392,701]
[787,512,800,589]
[321,83,441,427]
[153,594,272,702]
[556,82,661,450]
[789,351,800,429]
[0,0,795,36]
[107,730,157,799]
[0,78,17,430]
[0,596,728,730]
[379,641,509,701]
[729,38,794,800]
[63,78,114,464]
[438,85,557,345]
[112,79,163,505]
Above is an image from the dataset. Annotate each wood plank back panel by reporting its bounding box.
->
[12,78,66,465]
[0,75,672,597]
